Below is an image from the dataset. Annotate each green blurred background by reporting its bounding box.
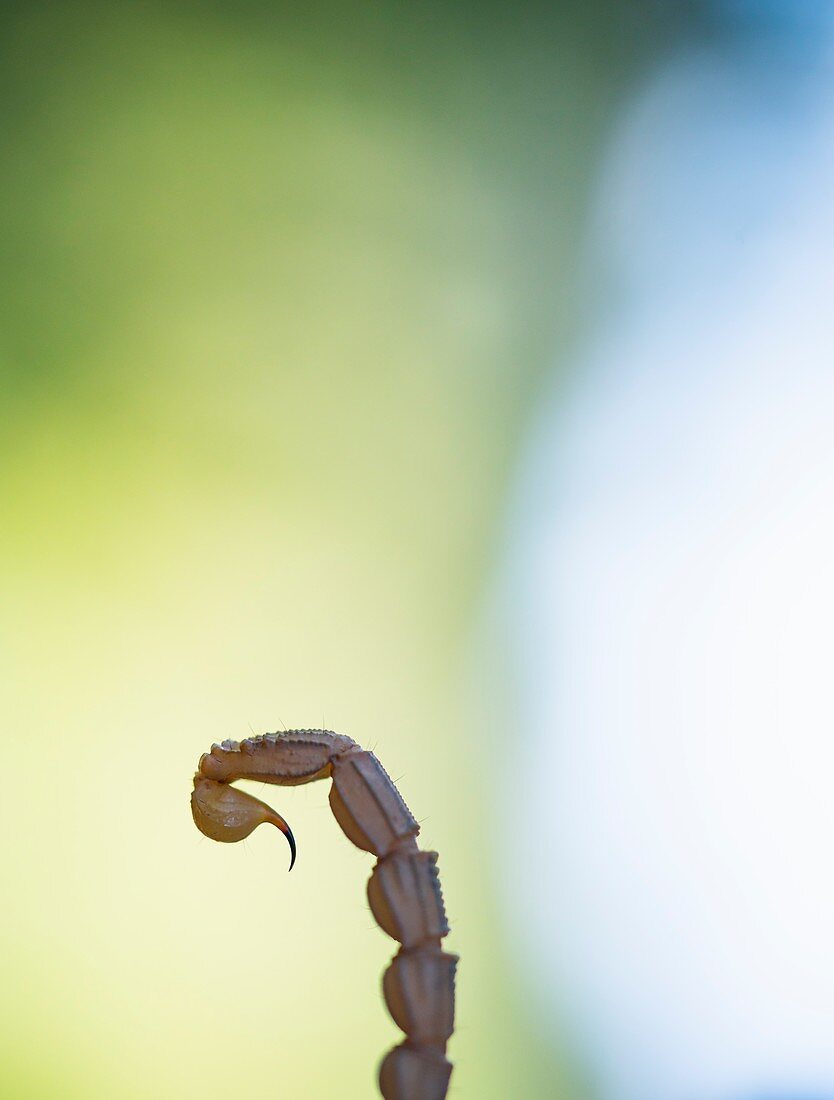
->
[0,4,688,1097]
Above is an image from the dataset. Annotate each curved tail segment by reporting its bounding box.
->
[190,730,457,1100]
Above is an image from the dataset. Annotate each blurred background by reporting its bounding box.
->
[3,2,832,1099]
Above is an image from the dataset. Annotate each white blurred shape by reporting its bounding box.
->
[500,11,834,1100]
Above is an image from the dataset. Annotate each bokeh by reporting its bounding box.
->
[10,3,821,1100]
[495,4,834,1100]
[0,3,668,1097]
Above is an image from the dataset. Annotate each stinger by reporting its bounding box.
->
[191,775,297,871]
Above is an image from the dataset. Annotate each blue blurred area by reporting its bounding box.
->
[497,4,834,1099]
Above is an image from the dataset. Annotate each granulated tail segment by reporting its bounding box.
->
[191,730,457,1100]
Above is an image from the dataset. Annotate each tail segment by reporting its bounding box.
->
[191,730,456,1100]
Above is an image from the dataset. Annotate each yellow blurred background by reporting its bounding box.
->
[0,4,676,1097]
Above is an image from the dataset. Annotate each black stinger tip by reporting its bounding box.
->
[285,825,297,872]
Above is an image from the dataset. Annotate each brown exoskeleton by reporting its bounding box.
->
[191,730,457,1100]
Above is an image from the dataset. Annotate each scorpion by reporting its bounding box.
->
[191,729,457,1100]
